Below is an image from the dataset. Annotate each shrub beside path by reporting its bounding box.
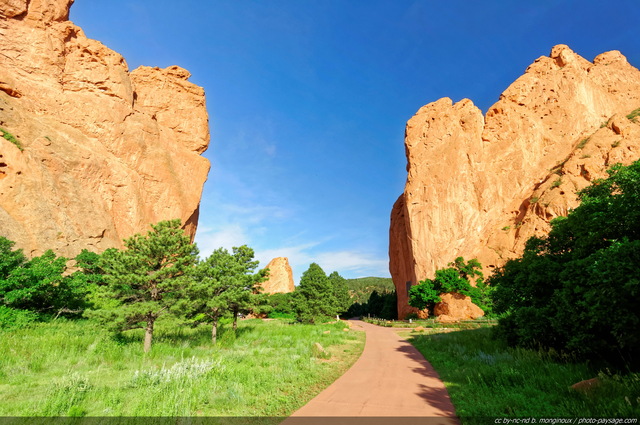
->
[285,320,459,424]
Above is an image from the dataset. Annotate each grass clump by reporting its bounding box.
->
[551,178,562,188]
[0,127,23,151]
[410,328,640,423]
[0,318,364,416]
[626,107,640,123]
[577,137,590,149]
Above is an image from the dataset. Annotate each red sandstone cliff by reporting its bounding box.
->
[0,0,210,257]
[260,257,295,294]
[390,45,640,319]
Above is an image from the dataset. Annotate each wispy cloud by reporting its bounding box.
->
[316,250,389,277]
[194,224,251,259]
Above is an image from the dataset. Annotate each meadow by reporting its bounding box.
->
[408,327,640,423]
[0,318,364,417]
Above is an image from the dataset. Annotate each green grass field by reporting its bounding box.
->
[408,328,640,423]
[0,318,364,416]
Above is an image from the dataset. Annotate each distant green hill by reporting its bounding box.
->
[346,277,394,304]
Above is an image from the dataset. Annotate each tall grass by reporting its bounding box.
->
[409,328,640,424]
[0,318,364,416]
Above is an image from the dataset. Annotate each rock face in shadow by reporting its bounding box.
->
[390,45,640,319]
[260,257,295,294]
[0,0,210,257]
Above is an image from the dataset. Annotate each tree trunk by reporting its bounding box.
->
[232,306,238,332]
[144,316,155,353]
[212,316,218,344]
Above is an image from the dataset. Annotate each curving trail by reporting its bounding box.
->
[284,320,460,425]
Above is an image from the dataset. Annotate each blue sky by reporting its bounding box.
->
[70,0,640,282]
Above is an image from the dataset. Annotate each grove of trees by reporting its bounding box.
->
[0,220,359,351]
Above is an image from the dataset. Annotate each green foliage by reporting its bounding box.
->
[408,257,492,316]
[0,236,26,279]
[551,178,562,188]
[577,137,590,149]
[261,292,295,319]
[0,242,91,323]
[408,280,441,315]
[0,305,38,329]
[0,127,23,151]
[490,160,640,368]
[73,249,106,286]
[87,219,198,352]
[328,271,350,313]
[294,263,339,323]
[348,289,397,319]
[626,107,640,123]
[176,244,266,342]
[0,237,97,327]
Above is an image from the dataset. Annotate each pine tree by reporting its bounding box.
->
[294,263,338,323]
[177,245,266,343]
[328,271,351,315]
[88,219,198,352]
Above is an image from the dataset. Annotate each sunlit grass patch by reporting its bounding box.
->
[0,318,364,416]
[409,328,640,424]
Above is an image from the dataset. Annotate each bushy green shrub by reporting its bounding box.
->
[408,257,492,316]
[0,237,94,323]
[490,160,640,368]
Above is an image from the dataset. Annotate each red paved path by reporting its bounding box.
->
[284,320,460,425]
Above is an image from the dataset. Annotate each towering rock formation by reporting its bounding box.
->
[260,257,295,294]
[390,45,640,319]
[0,0,210,257]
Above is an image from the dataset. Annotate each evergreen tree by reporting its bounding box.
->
[88,219,198,352]
[328,271,351,315]
[177,245,266,343]
[294,263,337,323]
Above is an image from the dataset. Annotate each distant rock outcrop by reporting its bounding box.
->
[390,45,640,319]
[0,0,210,257]
[260,257,295,294]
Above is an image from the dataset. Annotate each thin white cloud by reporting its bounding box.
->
[316,251,390,277]
[194,224,252,259]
